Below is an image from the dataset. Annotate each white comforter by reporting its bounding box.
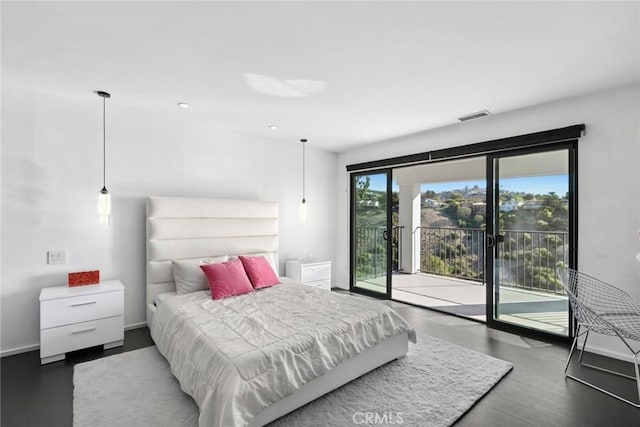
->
[151,278,416,427]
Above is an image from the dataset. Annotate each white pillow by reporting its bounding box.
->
[229,252,278,275]
[172,255,228,294]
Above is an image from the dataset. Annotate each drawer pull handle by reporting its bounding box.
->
[69,301,97,307]
[71,327,97,335]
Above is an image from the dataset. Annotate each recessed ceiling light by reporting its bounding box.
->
[269,125,278,130]
[177,102,190,109]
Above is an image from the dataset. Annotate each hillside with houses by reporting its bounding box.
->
[354,175,569,292]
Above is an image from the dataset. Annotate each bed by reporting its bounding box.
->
[146,196,416,427]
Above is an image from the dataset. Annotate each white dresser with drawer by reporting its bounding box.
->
[39,280,124,364]
[285,259,332,291]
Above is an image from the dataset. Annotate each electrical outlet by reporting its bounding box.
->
[47,250,66,265]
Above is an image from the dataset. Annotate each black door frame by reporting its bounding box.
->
[349,168,393,300]
[485,142,578,343]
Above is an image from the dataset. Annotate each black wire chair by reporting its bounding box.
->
[557,267,640,407]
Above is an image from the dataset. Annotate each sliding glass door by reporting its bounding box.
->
[487,146,576,339]
[350,170,392,298]
[347,126,581,342]
[389,158,487,321]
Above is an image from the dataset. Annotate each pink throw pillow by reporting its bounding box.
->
[200,259,254,300]
[239,256,280,289]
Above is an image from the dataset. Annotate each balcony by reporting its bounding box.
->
[354,226,569,334]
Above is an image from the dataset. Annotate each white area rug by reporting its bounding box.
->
[73,334,512,426]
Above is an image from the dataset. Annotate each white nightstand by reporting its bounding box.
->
[39,280,124,364]
[285,259,332,291]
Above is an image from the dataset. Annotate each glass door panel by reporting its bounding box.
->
[490,149,571,337]
[351,171,390,297]
[389,158,487,322]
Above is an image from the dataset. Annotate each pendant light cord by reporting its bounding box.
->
[102,95,106,190]
[95,90,110,192]
[301,139,306,203]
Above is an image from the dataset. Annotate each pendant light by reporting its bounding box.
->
[96,90,111,226]
[299,138,308,223]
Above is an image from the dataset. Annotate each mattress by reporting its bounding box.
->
[151,277,416,427]
[154,291,176,307]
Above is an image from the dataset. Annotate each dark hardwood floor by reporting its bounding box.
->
[1,328,154,427]
[2,297,639,427]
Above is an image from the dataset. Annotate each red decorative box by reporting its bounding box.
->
[68,270,100,287]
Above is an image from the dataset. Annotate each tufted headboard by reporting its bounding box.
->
[146,196,279,325]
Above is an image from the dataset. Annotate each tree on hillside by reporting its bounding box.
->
[457,206,472,219]
[422,190,437,200]
[449,191,464,201]
[355,176,371,201]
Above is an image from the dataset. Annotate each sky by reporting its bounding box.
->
[365,173,568,196]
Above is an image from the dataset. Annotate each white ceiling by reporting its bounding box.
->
[3,1,639,152]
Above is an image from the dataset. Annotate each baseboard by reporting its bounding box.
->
[0,343,40,358]
[124,321,148,331]
[1,321,149,358]
[578,342,636,364]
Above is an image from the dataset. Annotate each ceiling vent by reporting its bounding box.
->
[458,110,492,122]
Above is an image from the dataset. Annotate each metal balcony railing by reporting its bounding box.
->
[496,229,569,295]
[355,225,569,295]
[417,226,486,283]
[354,226,403,280]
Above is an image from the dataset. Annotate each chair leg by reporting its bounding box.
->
[564,324,581,375]
[578,333,638,381]
[565,330,640,408]
[578,329,590,366]
[634,352,640,407]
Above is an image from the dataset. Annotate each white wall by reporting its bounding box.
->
[1,82,337,355]
[336,85,640,360]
